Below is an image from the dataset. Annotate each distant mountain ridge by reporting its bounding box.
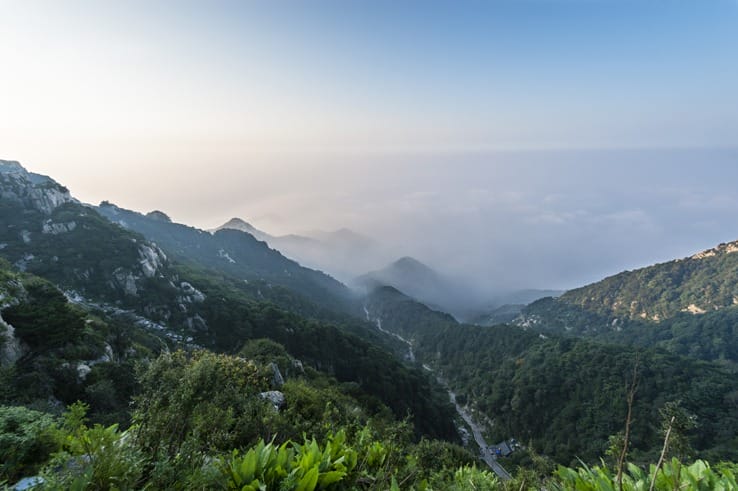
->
[355,256,481,318]
[214,217,271,241]
[100,205,353,313]
[0,160,172,303]
[357,257,442,290]
[214,217,390,283]
[537,239,738,323]
[518,237,738,367]
[0,159,459,439]
[361,266,738,465]
[468,289,564,326]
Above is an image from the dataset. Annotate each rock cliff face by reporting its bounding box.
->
[42,220,77,235]
[106,243,170,297]
[0,160,74,215]
[138,243,167,278]
[96,201,354,313]
[0,312,22,365]
[0,160,188,333]
[0,273,25,366]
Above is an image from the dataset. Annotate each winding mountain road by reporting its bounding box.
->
[363,306,511,480]
[448,390,512,480]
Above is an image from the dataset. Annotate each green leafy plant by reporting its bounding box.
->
[41,402,144,490]
[550,458,738,491]
[221,430,357,490]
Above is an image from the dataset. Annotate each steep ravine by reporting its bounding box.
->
[363,305,511,481]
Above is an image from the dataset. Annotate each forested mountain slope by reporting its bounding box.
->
[215,217,385,283]
[0,161,181,310]
[544,240,738,322]
[420,325,738,465]
[519,240,738,367]
[0,161,457,440]
[95,201,418,359]
[364,286,458,341]
[0,258,160,424]
[97,202,353,313]
[364,286,738,466]
[357,257,481,318]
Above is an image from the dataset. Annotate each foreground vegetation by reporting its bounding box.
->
[365,287,738,466]
[2,351,737,490]
[3,163,738,489]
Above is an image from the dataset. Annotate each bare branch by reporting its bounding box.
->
[616,353,640,491]
[649,415,676,491]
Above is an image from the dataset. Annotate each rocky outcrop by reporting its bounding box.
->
[259,390,286,411]
[184,314,207,332]
[291,359,305,374]
[14,254,35,272]
[74,344,115,381]
[691,241,738,260]
[0,313,23,366]
[76,363,92,380]
[42,220,77,235]
[0,160,24,173]
[145,210,171,223]
[0,160,73,215]
[179,282,205,303]
[112,268,139,296]
[138,244,167,278]
[0,278,25,366]
[177,281,206,314]
[270,362,285,388]
[110,244,169,296]
[218,249,237,264]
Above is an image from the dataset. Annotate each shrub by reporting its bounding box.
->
[42,401,145,490]
[0,406,58,482]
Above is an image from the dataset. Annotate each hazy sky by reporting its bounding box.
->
[2,1,738,292]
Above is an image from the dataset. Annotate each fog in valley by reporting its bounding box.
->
[5,0,738,312]
[26,147,738,313]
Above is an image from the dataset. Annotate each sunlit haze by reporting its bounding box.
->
[2,0,738,293]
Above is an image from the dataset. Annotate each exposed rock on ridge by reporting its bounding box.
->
[0,160,74,214]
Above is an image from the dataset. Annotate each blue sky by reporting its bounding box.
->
[1,1,738,291]
[2,0,737,152]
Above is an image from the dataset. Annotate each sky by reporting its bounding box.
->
[1,1,738,293]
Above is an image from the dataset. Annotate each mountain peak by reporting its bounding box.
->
[220,217,257,231]
[0,160,72,214]
[146,210,172,223]
[391,256,434,274]
[0,159,25,174]
[214,217,272,241]
[690,240,738,260]
[394,256,423,266]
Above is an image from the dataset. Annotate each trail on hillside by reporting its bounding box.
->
[364,305,511,481]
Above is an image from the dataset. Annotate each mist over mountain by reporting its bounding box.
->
[467,289,564,326]
[97,204,356,315]
[355,256,487,319]
[213,216,566,318]
[213,217,267,239]
[362,236,738,465]
[355,257,561,320]
[0,159,458,438]
[4,0,738,487]
[215,217,395,284]
[4,158,738,486]
[21,151,738,300]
